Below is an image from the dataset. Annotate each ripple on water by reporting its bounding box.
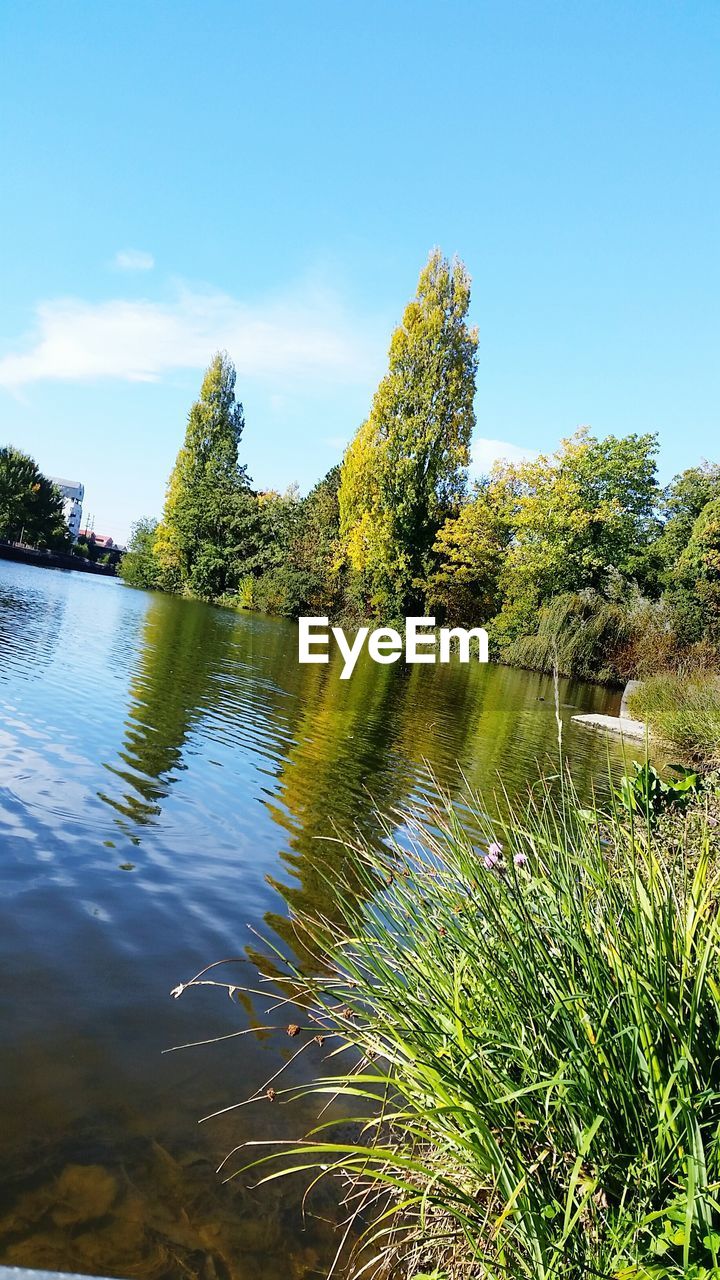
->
[0,559,631,1276]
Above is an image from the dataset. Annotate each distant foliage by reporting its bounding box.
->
[502,588,668,684]
[665,497,720,644]
[491,428,662,643]
[0,445,69,549]
[658,462,720,578]
[427,479,509,627]
[119,518,161,589]
[287,466,344,615]
[122,252,720,686]
[502,578,685,685]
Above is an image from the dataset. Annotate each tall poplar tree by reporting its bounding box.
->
[154,352,251,598]
[338,250,479,615]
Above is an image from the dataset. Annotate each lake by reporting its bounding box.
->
[0,559,629,1279]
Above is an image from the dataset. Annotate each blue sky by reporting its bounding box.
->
[0,0,718,543]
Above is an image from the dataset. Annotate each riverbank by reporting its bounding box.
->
[0,541,116,576]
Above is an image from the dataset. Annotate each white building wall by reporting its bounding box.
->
[63,497,83,539]
[49,477,84,541]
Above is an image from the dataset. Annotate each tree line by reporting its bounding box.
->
[116,247,719,684]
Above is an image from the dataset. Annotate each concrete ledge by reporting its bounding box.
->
[620,679,643,719]
[572,713,648,741]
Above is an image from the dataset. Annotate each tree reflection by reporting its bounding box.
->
[253,649,482,971]
[98,594,239,828]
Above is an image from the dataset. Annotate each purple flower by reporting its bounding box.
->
[513,852,528,868]
[484,841,503,869]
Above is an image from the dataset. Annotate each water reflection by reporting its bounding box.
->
[255,651,624,977]
[99,594,240,829]
[261,656,414,970]
[0,559,629,1279]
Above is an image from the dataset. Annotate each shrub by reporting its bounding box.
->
[232,574,257,610]
[224,567,308,615]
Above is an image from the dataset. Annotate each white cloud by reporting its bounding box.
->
[0,284,380,390]
[470,435,539,477]
[113,249,155,271]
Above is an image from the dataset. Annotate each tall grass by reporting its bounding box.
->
[629,674,720,766]
[222,774,720,1280]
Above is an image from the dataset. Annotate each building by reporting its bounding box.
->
[79,529,114,550]
[49,477,84,540]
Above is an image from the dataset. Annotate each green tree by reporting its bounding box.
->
[229,472,344,617]
[286,466,343,615]
[0,445,69,548]
[154,352,250,598]
[428,479,510,626]
[119,518,162,589]
[666,496,720,644]
[658,461,720,581]
[339,250,478,615]
[234,486,303,613]
[75,533,101,563]
[495,429,661,641]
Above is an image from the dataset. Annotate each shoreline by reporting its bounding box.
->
[0,542,117,577]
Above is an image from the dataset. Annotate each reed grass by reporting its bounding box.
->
[224,771,720,1280]
[629,674,720,766]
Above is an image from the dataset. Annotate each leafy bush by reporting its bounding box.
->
[218,775,720,1280]
[225,567,308,615]
[232,574,257,610]
[246,566,307,615]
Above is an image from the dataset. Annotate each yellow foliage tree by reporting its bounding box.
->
[339,250,478,615]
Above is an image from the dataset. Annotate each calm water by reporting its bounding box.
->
[0,560,628,1279]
